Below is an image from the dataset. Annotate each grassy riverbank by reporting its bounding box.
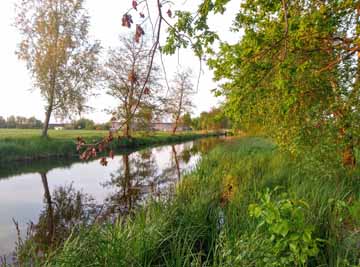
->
[24,137,359,266]
[0,129,220,163]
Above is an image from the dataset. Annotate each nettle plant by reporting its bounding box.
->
[248,189,319,266]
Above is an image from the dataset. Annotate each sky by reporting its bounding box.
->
[0,0,240,123]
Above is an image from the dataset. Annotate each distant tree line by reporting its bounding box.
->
[181,108,231,131]
[0,115,112,130]
[0,115,43,129]
[70,118,111,131]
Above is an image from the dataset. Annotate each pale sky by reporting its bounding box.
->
[0,0,240,123]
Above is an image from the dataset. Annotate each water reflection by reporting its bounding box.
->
[101,151,158,218]
[0,137,225,263]
[16,173,97,263]
[100,144,193,219]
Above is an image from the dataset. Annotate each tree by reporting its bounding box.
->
[0,115,42,128]
[27,116,43,128]
[165,0,360,167]
[165,68,194,134]
[135,105,155,133]
[15,116,27,128]
[74,118,95,130]
[15,0,101,138]
[206,108,231,130]
[6,116,16,128]
[103,36,161,137]
[0,116,6,128]
[182,113,192,128]
[191,117,201,131]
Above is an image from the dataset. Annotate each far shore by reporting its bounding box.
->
[0,129,224,163]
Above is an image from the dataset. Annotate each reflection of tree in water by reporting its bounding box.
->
[101,143,203,219]
[189,137,223,156]
[164,138,223,184]
[16,172,96,263]
[172,145,181,181]
[101,150,159,218]
[159,143,192,185]
[180,142,193,164]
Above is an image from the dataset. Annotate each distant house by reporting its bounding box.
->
[54,126,64,130]
[49,123,69,130]
[151,122,191,132]
[151,122,173,132]
[111,121,192,132]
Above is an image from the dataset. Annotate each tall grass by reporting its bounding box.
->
[23,137,359,266]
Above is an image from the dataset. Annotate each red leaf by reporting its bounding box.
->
[144,87,150,95]
[132,0,138,10]
[167,9,172,18]
[91,147,97,157]
[135,24,145,43]
[122,14,133,28]
[140,12,145,18]
[98,143,104,152]
[100,157,108,166]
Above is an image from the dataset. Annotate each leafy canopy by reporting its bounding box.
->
[165,0,360,163]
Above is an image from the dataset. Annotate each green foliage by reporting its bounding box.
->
[166,0,360,166]
[208,0,359,159]
[192,107,231,130]
[248,189,319,266]
[181,112,192,127]
[73,118,95,130]
[162,0,232,57]
[0,115,43,129]
[162,9,219,57]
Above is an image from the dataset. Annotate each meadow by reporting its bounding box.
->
[0,129,109,140]
[18,137,360,266]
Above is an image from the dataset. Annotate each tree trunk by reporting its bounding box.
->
[42,73,55,138]
[42,104,52,138]
[172,122,178,135]
[40,172,54,245]
[172,112,181,135]
[171,145,180,181]
[122,154,132,211]
[123,121,130,138]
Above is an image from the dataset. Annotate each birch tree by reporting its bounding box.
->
[166,69,194,134]
[15,0,101,137]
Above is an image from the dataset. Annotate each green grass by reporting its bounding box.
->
[0,129,220,162]
[0,129,109,140]
[20,137,359,266]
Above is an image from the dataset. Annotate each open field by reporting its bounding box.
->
[0,129,220,162]
[17,137,359,266]
[0,129,110,140]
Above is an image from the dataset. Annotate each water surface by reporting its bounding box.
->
[0,137,223,259]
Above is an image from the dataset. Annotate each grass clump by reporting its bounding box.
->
[21,137,359,266]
